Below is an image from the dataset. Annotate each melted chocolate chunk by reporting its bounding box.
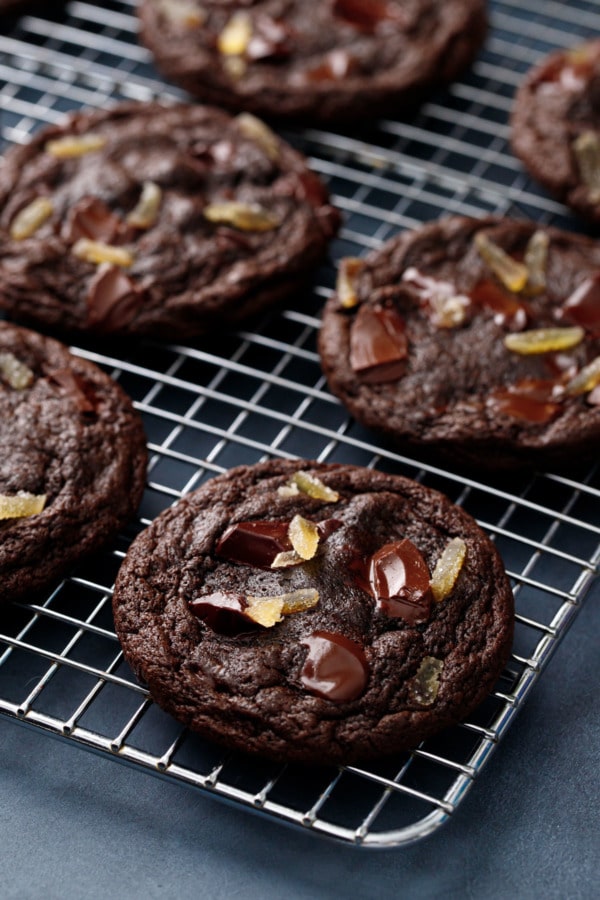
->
[487,378,563,424]
[333,0,410,32]
[274,170,331,212]
[470,279,529,330]
[561,274,600,336]
[48,368,98,415]
[349,303,408,384]
[302,49,359,83]
[216,517,340,568]
[86,265,145,333]
[216,520,292,567]
[300,630,369,702]
[368,538,432,624]
[62,197,125,244]
[189,591,255,635]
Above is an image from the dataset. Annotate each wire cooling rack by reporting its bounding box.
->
[1,0,599,849]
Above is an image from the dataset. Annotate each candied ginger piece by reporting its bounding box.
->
[10,197,53,241]
[278,470,340,503]
[156,0,205,27]
[430,537,467,602]
[336,257,364,309]
[45,133,107,158]
[245,597,284,627]
[0,491,47,520]
[474,232,529,293]
[0,352,34,390]
[573,130,600,202]
[523,230,549,295]
[246,588,319,626]
[72,239,133,267]
[236,113,279,161]
[217,12,252,56]
[126,182,162,229]
[271,549,304,568]
[288,514,320,560]
[410,657,444,706]
[565,354,600,396]
[203,201,280,231]
[504,326,584,355]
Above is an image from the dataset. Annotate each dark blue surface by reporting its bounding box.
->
[2,578,598,900]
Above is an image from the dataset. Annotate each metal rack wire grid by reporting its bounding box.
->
[1,0,599,849]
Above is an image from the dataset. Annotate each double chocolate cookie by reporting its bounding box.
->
[137,0,487,123]
[318,216,600,472]
[0,101,339,340]
[0,321,147,602]
[112,459,514,765]
[0,0,30,14]
[511,40,600,223]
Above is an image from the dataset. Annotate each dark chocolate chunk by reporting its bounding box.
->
[349,304,408,384]
[216,520,292,568]
[300,630,369,702]
[369,538,433,623]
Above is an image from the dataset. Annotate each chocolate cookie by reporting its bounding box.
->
[318,216,600,472]
[0,0,60,17]
[0,101,339,339]
[112,459,514,765]
[0,321,147,602]
[0,0,29,13]
[511,40,600,223]
[136,0,487,123]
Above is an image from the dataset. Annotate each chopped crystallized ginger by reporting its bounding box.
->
[126,182,162,229]
[246,588,319,626]
[474,231,529,293]
[0,352,34,390]
[279,470,340,503]
[504,326,584,355]
[288,514,320,560]
[203,201,280,232]
[9,197,53,241]
[236,113,280,161]
[217,12,252,56]
[45,133,107,158]
[0,492,47,520]
[336,257,364,309]
[430,537,467,602]
[72,238,134,268]
[565,354,600,396]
